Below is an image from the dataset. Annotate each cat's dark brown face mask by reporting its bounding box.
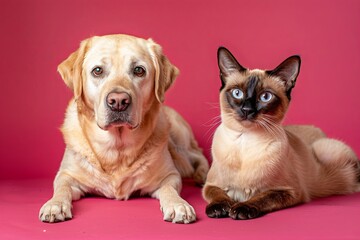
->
[217,47,301,130]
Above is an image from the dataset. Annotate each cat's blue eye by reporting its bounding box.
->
[232,89,244,99]
[260,92,273,102]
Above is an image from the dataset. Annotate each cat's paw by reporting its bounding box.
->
[39,199,72,223]
[206,201,232,218]
[229,203,261,220]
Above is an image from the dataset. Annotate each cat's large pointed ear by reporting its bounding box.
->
[217,47,247,86]
[217,47,247,75]
[267,55,301,98]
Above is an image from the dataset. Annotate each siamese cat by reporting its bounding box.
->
[203,47,360,220]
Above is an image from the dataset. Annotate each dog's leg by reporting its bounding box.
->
[168,138,194,178]
[39,172,83,223]
[152,173,196,224]
[169,135,209,186]
[189,138,209,185]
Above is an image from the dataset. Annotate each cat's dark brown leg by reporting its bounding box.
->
[229,189,301,220]
[203,185,235,218]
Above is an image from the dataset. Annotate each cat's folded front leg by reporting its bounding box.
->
[229,188,301,220]
[206,200,234,218]
[229,202,262,219]
[203,185,235,218]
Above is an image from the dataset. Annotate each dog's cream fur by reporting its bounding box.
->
[39,34,209,224]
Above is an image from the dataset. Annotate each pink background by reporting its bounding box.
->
[1,0,359,179]
[1,1,360,239]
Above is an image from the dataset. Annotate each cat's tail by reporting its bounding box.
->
[311,138,360,197]
[353,160,360,190]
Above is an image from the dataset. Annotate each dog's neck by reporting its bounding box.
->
[77,100,165,173]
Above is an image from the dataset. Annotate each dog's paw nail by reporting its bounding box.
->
[162,202,196,224]
[39,200,72,223]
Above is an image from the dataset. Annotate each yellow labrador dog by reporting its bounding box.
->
[39,34,209,224]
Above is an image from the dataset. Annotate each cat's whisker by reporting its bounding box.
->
[206,102,221,110]
[203,115,223,144]
[203,115,222,127]
[203,111,238,144]
[202,103,222,142]
[256,120,277,139]
[263,118,282,137]
[257,116,285,140]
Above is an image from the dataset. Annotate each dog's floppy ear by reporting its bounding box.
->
[148,39,179,102]
[57,39,89,100]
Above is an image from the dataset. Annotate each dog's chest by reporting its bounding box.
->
[88,173,139,200]
[80,156,150,200]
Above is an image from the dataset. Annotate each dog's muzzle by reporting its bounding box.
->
[106,91,131,112]
[100,90,137,130]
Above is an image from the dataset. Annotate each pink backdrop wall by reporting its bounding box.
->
[1,0,359,180]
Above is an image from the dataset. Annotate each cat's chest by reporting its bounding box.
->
[213,127,280,165]
[210,125,283,196]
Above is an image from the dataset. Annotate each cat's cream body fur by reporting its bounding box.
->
[207,123,359,204]
[203,47,360,219]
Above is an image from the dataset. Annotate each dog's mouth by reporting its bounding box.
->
[99,121,139,131]
[98,112,139,131]
[104,121,139,130]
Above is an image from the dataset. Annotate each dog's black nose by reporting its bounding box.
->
[106,92,131,112]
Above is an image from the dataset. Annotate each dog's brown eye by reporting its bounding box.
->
[134,66,145,77]
[92,67,103,77]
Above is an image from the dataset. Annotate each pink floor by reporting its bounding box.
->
[1,0,360,239]
[2,178,360,240]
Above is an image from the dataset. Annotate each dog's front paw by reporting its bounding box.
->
[39,199,72,223]
[193,166,208,186]
[229,203,261,220]
[162,200,196,224]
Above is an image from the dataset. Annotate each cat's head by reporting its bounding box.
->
[217,47,301,131]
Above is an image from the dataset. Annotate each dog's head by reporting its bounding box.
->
[58,34,178,130]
